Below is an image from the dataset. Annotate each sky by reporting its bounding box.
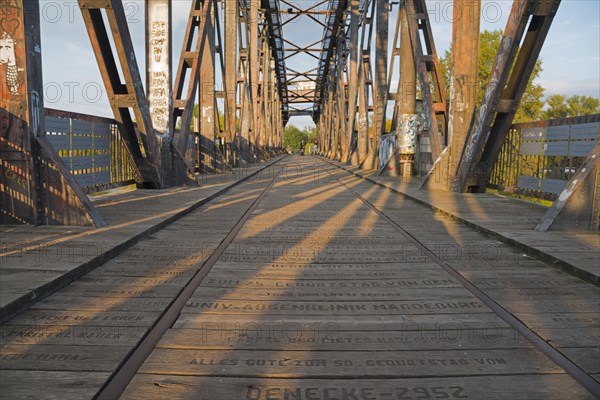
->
[37,0,600,129]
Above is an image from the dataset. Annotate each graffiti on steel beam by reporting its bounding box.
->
[459,36,511,187]
[0,0,22,97]
[147,1,171,136]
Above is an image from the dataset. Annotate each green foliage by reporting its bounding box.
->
[440,30,545,123]
[284,125,317,152]
[368,117,394,134]
[187,104,236,132]
[305,126,318,143]
[284,125,306,152]
[542,95,600,119]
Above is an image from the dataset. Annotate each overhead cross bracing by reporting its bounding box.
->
[268,0,351,121]
[261,0,290,123]
[312,0,363,121]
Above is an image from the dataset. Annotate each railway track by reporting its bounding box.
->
[1,156,597,399]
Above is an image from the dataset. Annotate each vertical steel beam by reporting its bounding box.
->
[224,0,238,147]
[404,0,446,162]
[249,0,260,150]
[325,78,335,156]
[79,0,162,188]
[262,46,272,151]
[345,0,360,162]
[239,54,251,159]
[145,0,173,184]
[389,3,415,131]
[447,0,480,188]
[356,0,375,167]
[1,0,43,225]
[269,59,277,149]
[422,0,480,189]
[328,59,337,158]
[335,35,347,160]
[237,8,248,162]
[256,26,268,152]
[399,3,416,117]
[398,3,416,174]
[356,53,370,164]
[380,1,409,176]
[170,0,206,181]
[1,0,104,226]
[373,0,389,141]
[199,0,218,173]
[90,13,156,180]
[145,0,172,137]
[455,0,561,193]
[257,36,267,152]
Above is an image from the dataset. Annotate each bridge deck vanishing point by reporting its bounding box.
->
[1,156,599,399]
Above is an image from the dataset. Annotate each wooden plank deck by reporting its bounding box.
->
[0,164,286,399]
[322,158,600,283]
[118,157,598,399]
[1,156,598,399]
[0,158,284,322]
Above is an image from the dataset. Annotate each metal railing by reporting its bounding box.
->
[44,109,139,193]
[489,114,599,201]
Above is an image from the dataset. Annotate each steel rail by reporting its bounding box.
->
[93,156,289,399]
[323,157,600,398]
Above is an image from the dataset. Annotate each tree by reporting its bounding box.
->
[542,94,569,119]
[543,95,600,119]
[440,30,545,123]
[284,124,308,152]
[566,96,600,117]
[304,126,317,143]
[368,118,393,135]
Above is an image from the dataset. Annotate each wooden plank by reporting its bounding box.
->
[157,328,533,352]
[7,310,160,327]
[204,267,579,281]
[559,347,600,374]
[197,277,461,289]
[30,295,174,312]
[181,299,489,315]
[77,276,191,286]
[510,312,599,330]
[1,323,146,346]
[120,375,596,400]
[174,314,509,331]
[189,287,485,302]
[0,344,129,372]
[204,267,452,281]
[88,264,199,278]
[56,283,184,298]
[137,349,564,377]
[484,287,600,301]
[468,276,587,289]
[532,328,600,348]
[0,371,110,400]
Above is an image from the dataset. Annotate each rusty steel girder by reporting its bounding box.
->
[1,0,104,226]
[78,0,163,188]
[454,0,562,193]
[403,0,447,162]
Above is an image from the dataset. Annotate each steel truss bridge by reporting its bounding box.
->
[1,2,600,399]
[1,0,598,232]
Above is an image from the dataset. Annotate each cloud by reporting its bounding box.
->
[539,79,600,98]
